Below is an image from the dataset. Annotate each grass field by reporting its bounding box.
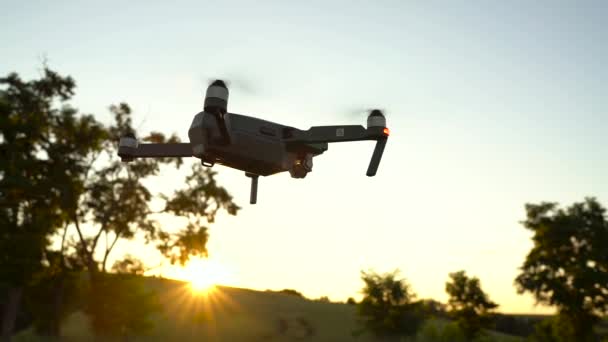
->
[13,276,524,342]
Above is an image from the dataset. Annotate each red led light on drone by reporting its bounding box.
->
[383,128,390,136]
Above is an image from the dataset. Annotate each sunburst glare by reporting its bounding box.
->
[166,258,237,295]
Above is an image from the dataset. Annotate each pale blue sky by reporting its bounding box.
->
[2,1,607,313]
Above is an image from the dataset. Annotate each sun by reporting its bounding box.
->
[190,271,216,293]
[177,258,235,294]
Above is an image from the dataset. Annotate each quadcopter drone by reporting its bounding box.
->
[118,80,389,204]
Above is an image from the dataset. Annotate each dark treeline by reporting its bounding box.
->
[351,197,608,341]
[352,268,497,341]
[0,67,239,341]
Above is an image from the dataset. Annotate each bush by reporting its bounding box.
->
[277,289,304,298]
[528,315,592,342]
[417,320,466,342]
[357,270,426,339]
[86,274,161,339]
[317,296,331,303]
[493,314,537,337]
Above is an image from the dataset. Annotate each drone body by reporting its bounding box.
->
[118,80,389,204]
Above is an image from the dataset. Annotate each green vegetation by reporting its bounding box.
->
[515,198,608,341]
[446,271,498,339]
[11,277,525,342]
[1,67,238,341]
[1,67,104,341]
[356,269,425,339]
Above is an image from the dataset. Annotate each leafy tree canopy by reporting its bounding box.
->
[515,197,608,340]
[1,66,240,339]
[357,269,425,339]
[1,66,107,340]
[446,270,498,339]
[0,67,106,286]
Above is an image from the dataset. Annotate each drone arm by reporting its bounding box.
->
[287,125,373,143]
[134,143,193,157]
[118,137,193,161]
[284,125,389,177]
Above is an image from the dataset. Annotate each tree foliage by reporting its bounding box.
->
[445,270,498,339]
[418,299,448,319]
[276,289,304,298]
[85,273,161,339]
[61,92,240,337]
[357,269,425,339]
[515,197,608,340]
[67,103,240,273]
[528,314,580,342]
[111,255,145,275]
[1,66,240,339]
[0,67,102,284]
[0,67,106,340]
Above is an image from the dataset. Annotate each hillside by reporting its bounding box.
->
[14,277,523,342]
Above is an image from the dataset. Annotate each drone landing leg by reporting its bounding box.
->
[246,173,259,204]
[366,137,388,177]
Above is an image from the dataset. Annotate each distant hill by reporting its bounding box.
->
[14,276,524,341]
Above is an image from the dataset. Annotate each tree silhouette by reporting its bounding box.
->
[1,67,240,339]
[111,254,145,275]
[86,273,161,340]
[356,269,425,339]
[67,103,239,276]
[445,270,498,339]
[0,67,106,340]
[61,101,239,335]
[515,197,608,341]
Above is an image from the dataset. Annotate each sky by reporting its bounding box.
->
[1,0,607,314]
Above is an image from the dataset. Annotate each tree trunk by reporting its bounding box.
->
[50,277,65,337]
[1,286,22,342]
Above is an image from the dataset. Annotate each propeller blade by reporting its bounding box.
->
[343,107,387,118]
[202,75,257,95]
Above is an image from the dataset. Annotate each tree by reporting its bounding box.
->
[85,273,161,341]
[445,270,498,339]
[356,269,425,339]
[65,102,239,276]
[317,296,331,303]
[60,102,239,335]
[528,315,577,342]
[277,289,304,298]
[0,67,106,341]
[22,250,85,338]
[418,299,448,319]
[515,197,608,341]
[1,66,240,339]
[111,255,145,275]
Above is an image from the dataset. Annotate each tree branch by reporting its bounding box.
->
[71,211,96,272]
[59,222,69,267]
[102,231,121,272]
[90,226,105,257]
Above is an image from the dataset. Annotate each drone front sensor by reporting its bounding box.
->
[118,79,389,204]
